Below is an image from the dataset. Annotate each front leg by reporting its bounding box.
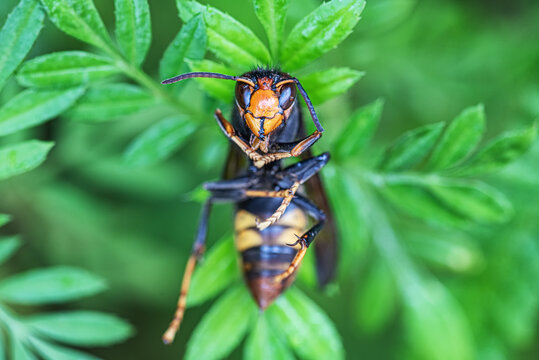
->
[214,109,319,168]
[214,109,266,167]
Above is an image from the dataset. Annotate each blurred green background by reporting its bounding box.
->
[0,0,538,359]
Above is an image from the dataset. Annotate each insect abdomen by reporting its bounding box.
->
[234,199,307,309]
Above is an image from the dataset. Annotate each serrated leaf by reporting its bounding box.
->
[456,124,536,176]
[115,0,151,66]
[17,51,119,88]
[186,59,235,102]
[244,314,294,360]
[40,0,114,52]
[334,98,383,160]
[0,214,11,227]
[187,235,239,307]
[159,14,206,80]
[0,0,44,90]
[28,337,99,360]
[281,0,365,70]
[428,180,513,223]
[403,280,474,360]
[123,115,198,167]
[0,87,85,136]
[379,122,445,171]
[178,0,270,68]
[300,67,364,105]
[26,311,133,346]
[67,83,155,121]
[426,105,485,171]
[185,285,257,360]
[0,266,107,305]
[356,259,397,334]
[253,0,289,58]
[0,140,54,181]
[268,287,344,360]
[0,236,22,266]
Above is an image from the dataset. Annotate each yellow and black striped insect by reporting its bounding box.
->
[161,69,337,344]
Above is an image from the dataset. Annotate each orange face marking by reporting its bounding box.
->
[242,77,286,138]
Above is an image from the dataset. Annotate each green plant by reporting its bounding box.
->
[325,101,536,360]
[1,0,538,359]
[0,216,133,359]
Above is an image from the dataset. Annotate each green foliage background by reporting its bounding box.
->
[0,0,538,359]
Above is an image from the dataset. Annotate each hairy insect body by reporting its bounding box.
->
[235,199,308,309]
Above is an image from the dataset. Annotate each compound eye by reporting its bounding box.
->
[235,83,252,109]
[278,83,296,110]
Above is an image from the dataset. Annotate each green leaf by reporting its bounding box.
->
[0,236,22,265]
[405,233,483,273]
[67,83,155,121]
[40,0,114,52]
[300,67,364,105]
[323,168,370,271]
[0,0,44,90]
[426,105,486,171]
[334,98,383,160]
[0,214,11,227]
[281,0,365,70]
[378,122,445,171]
[188,235,239,307]
[28,337,99,360]
[115,0,151,66]
[244,314,294,360]
[379,181,466,228]
[159,14,206,81]
[17,51,119,88]
[185,285,257,360]
[26,311,133,346]
[0,331,5,360]
[186,59,235,102]
[268,287,344,360]
[428,179,513,223]
[10,337,37,360]
[253,0,289,58]
[0,87,85,136]
[403,279,474,360]
[178,0,270,68]
[356,259,397,334]
[456,124,536,176]
[123,115,198,167]
[0,266,107,305]
[0,140,54,181]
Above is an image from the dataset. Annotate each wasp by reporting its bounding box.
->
[161,69,338,344]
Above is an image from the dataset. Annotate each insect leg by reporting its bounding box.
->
[254,182,300,231]
[271,131,323,158]
[255,153,330,230]
[162,200,212,345]
[214,109,267,166]
[272,195,326,283]
[215,109,307,168]
[162,177,253,344]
